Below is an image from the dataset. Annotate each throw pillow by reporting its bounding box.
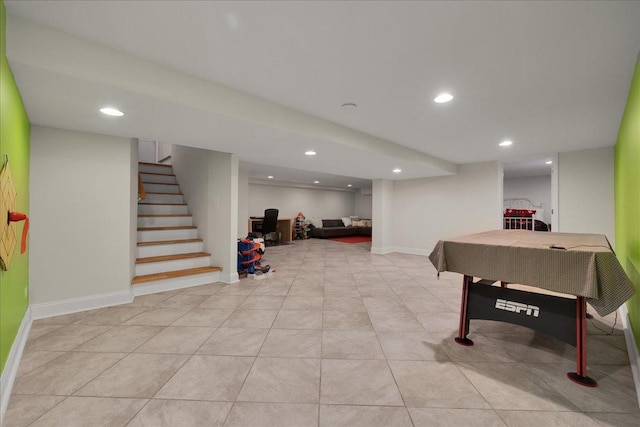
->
[341,217,352,227]
[307,218,322,228]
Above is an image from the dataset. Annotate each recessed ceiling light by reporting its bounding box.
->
[305,151,317,156]
[100,107,124,117]
[434,93,453,103]
[499,140,513,147]
[341,103,357,108]
[314,180,320,184]
[267,175,274,179]
[545,161,553,165]
[393,168,402,173]
[347,184,352,187]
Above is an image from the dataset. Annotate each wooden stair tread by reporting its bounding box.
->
[140,174,175,178]
[132,266,221,284]
[144,191,182,195]
[138,202,187,206]
[138,226,196,231]
[140,172,176,177]
[137,238,203,246]
[136,252,210,264]
[139,162,172,167]
[138,214,191,217]
[142,184,179,187]
[141,181,176,185]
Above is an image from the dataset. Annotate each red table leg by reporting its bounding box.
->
[567,297,597,387]
[455,275,474,346]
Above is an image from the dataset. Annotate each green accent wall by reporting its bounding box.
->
[615,56,640,350]
[0,0,31,374]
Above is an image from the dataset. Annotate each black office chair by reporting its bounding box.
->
[261,208,279,245]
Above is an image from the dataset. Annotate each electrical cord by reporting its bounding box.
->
[587,310,618,335]
[549,244,613,251]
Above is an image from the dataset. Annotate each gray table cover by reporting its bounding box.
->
[429,230,635,316]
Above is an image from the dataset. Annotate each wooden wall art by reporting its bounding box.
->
[0,157,29,271]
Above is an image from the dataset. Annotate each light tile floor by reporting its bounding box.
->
[4,239,639,426]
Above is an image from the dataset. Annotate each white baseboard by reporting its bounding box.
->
[133,280,196,297]
[132,272,219,297]
[390,247,430,256]
[371,246,393,255]
[619,304,640,408]
[221,271,239,284]
[1,307,32,424]
[371,246,430,256]
[30,289,133,320]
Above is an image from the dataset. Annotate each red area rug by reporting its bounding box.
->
[327,236,372,244]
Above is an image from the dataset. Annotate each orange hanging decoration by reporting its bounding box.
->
[8,211,29,254]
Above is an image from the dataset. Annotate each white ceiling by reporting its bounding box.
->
[5,1,639,189]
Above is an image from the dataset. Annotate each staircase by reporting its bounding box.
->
[132,162,220,295]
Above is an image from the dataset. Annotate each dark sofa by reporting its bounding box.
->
[310,219,372,239]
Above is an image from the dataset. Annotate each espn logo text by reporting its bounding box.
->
[495,299,540,317]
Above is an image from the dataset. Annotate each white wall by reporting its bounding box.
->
[238,169,249,238]
[171,145,211,247]
[372,180,394,254]
[208,152,239,283]
[130,140,139,280]
[157,142,172,162]
[504,175,552,224]
[354,190,372,219]
[558,147,615,246]
[138,140,156,163]
[172,145,239,283]
[29,126,135,304]
[391,162,502,255]
[248,184,355,220]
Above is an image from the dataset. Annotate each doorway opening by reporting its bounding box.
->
[501,154,558,232]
